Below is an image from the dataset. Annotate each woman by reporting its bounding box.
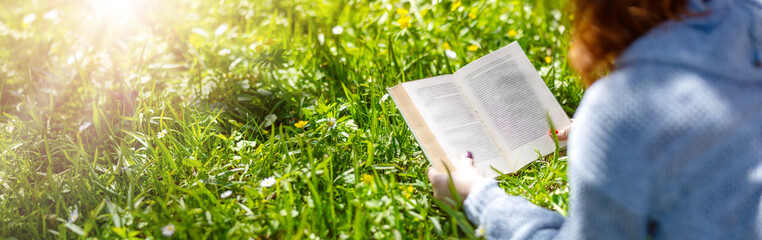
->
[427,0,762,238]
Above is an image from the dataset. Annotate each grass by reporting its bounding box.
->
[0,0,584,238]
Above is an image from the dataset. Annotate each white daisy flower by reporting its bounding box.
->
[445,49,457,59]
[157,129,167,139]
[260,176,276,188]
[474,225,485,238]
[68,209,79,223]
[220,190,232,198]
[325,117,337,131]
[162,223,175,237]
[332,26,344,35]
[379,93,390,104]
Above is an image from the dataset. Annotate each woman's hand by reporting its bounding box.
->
[427,152,489,205]
[554,119,574,141]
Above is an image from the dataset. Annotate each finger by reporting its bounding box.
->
[557,127,569,141]
[548,129,559,138]
[557,121,573,140]
[458,151,474,166]
[463,152,474,166]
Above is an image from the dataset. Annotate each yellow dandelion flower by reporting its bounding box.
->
[467,45,479,51]
[263,130,269,134]
[361,174,373,184]
[451,0,461,11]
[396,8,408,16]
[469,12,476,19]
[294,120,308,128]
[545,56,552,64]
[443,42,451,50]
[406,185,414,193]
[508,29,517,37]
[398,16,411,29]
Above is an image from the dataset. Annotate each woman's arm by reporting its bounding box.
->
[429,73,652,239]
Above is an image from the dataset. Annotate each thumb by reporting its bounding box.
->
[460,151,474,167]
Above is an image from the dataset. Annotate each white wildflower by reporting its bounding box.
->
[68,209,79,223]
[157,129,168,139]
[218,48,231,56]
[220,190,232,199]
[445,49,457,59]
[324,117,337,131]
[233,155,241,160]
[162,223,175,237]
[379,93,390,104]
[474,225,485,238]
[332,26,344,35]
[260,176,276,188]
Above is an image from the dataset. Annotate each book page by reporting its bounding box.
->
[454,42,571,173]
[388,83,453,172]
[398,75,506,176]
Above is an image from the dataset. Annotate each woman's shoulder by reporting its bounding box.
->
[577,61,762,155]
[576,63,726,143]
[581,62,735,116]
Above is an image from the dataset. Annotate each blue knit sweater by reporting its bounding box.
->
[463,0,762,239]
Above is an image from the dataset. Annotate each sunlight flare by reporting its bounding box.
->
[90,0,138,25]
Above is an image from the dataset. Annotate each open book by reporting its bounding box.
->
[388,42,571,178]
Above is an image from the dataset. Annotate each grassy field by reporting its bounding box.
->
[0,0,584,238]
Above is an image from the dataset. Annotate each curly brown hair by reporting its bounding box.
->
[569,0,691,85]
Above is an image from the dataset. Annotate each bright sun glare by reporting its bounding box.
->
[90,0,138,25]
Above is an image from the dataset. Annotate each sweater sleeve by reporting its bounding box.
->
[463,73,652,239]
